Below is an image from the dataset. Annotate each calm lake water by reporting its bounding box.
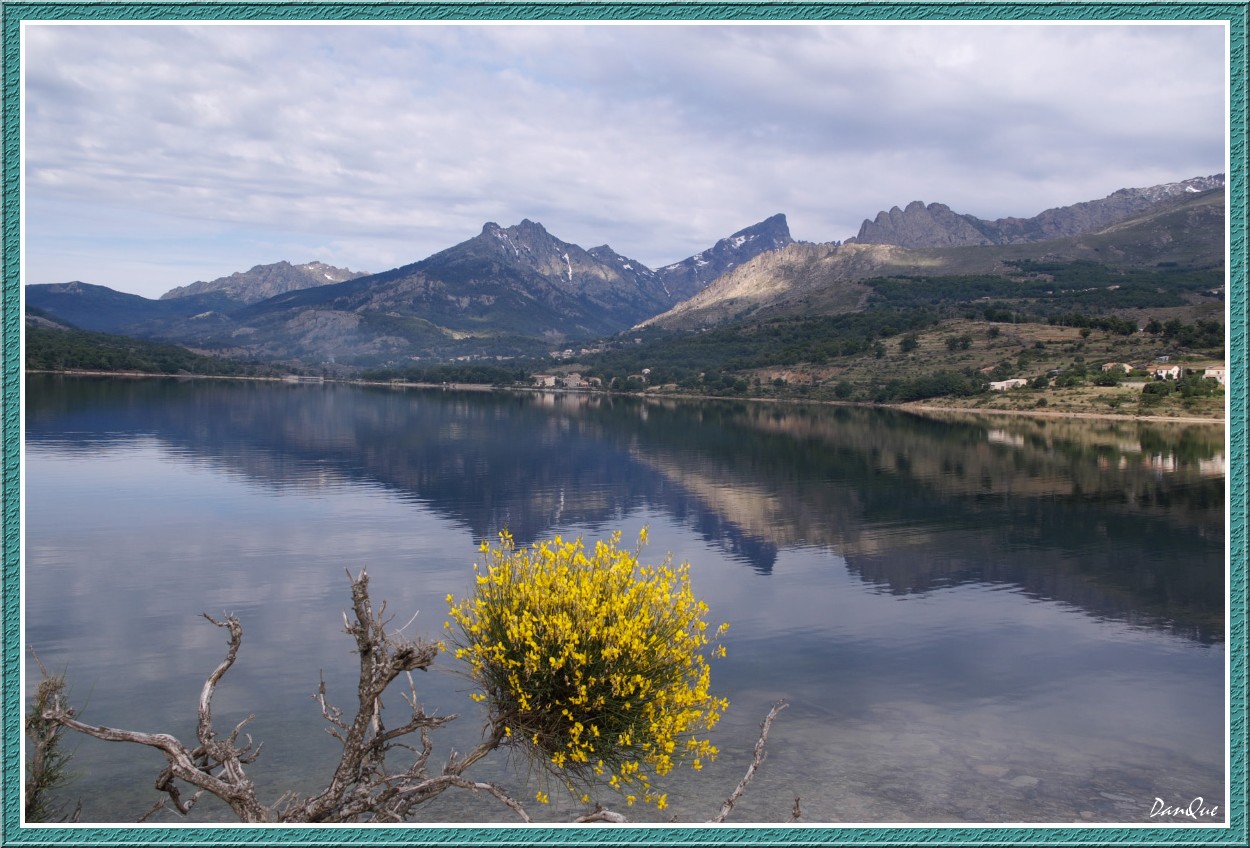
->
[22,374,1227,825]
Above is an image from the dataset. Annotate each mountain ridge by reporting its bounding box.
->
[160,260,367,304]
[24,175,1222,366]
[26,214,795,363]
[850,174,1224,248]
[640,186,1225,329]
[654,213,794,301]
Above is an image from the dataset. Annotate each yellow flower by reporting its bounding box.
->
[444,529,728,809]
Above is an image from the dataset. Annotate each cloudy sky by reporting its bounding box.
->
[22,20,1228,299]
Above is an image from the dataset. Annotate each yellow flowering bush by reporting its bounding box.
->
[445,528,729,809]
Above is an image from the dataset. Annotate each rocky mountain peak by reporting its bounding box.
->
[475,218,568,260]
[160,260,366,304]
[655,214,794,302]
[852,174,1225,249]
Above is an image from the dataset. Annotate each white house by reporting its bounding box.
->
[1153,365,1181,380]
[989,378,1029,391]
[1203,365,1226,386]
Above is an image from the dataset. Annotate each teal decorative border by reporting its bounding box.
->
[1,2,1245,846]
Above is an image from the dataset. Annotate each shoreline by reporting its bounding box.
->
[896,401,1226,426]
[25,369,1227,426]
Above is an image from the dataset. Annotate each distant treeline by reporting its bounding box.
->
[27,255,1226,407]
[360,363,531,385]
[870,370,990,404]
[25,326,286,377]
[581,310,938,392]
[865,260,1222,315]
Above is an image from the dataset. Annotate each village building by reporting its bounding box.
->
[989,378,1029,391]
[1203,365,1227,386]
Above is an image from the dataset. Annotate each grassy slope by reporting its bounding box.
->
[750,317,1226,419]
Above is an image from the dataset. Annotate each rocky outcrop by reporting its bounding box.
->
[851,174,1224,248]
[639,242,888,329]
[160,260,367,304]
[655,213,794,301]
[854,202,995,248]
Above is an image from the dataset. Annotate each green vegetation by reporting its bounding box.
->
[25,326,285,377]
[1139,373,1223,409]
[1143,317,1224,348]
[25,659,77,823]
[547,254,1224,412]
[871,370,988,404]
[360,363,531,386]
[34,559,765,823]
[866,261,1221,316]
[580,310,938,394]
[27,254,1225,415]
[446,529,728,810]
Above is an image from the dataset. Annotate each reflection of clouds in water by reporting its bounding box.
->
[25,441,474,694]
[676,543,1224,823]
[22,381,1226,823]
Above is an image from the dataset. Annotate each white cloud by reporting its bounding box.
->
[22,20,1227,297]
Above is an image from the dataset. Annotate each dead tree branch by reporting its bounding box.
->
[32,570,787,824]
[710,699,789,823]
[38,614,274,822]
[35,571,514,824]
[574,803,629,824]
[280,569,490,822]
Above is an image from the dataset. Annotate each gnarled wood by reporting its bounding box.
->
[33,571,785,824]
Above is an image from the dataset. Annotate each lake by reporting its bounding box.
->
[22,374,1227,825]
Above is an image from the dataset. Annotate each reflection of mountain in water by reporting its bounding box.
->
[25,377,761,566]
[26,376,1225,642]
[627,401,1224,643]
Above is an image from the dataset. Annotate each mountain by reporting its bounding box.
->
[24,261,366,336]
[851,174,1224,248]
[654,213,794,301]
[27,215,793,366]
[638,242,881,329]
[22,281,241,334]
[160,260,366,304]
[237,219,680,346]
[23,177,1221,366]
[641,186,1225,329]
[205,216,796,361]
[390,218,676,331]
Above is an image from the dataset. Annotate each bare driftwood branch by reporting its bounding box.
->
[710,699,789,823]
[39,614,274,822]
[574,700,792,826]
[284,569,479,823]
[574,803,629,824]
[33,570,787,824]
[36,572,511,824]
